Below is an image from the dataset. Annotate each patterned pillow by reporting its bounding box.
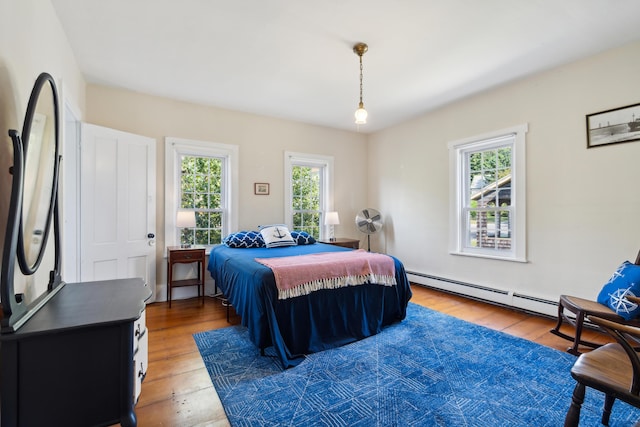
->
[290,231,316,245]
[223,231,265,248]
[259,224,296,248]
[597,261,640,320]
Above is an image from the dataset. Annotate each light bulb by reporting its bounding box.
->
[354,106,368,124]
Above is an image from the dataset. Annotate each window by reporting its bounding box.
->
[165,137,238,249]
[179,155,223,246]
[291,164,322,236]
[448,124,527,261]
[284,152,334,240]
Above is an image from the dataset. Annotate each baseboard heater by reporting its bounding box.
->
[406,270,559,318]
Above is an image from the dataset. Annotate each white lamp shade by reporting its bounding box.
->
[176,210,196,228]
[325,211,340,225]
[354,107,368,124]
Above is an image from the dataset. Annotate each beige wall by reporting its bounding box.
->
[85,86,368,290]
[368,40,640,313]
[0,0,85,117]
[0,0,86,295]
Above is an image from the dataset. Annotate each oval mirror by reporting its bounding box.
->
[15,73,59,275]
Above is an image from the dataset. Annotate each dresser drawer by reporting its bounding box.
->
[132,308,148,403]
[170,249,204,262]
[133,309,146,352]
[133,328,148,403]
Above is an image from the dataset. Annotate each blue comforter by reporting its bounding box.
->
[208,243,412,368]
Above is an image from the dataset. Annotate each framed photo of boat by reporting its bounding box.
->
[254,182,269,195]
[586,102,640,148]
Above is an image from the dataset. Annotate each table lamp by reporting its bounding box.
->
[176,210,196,248]
[324,211,340,241]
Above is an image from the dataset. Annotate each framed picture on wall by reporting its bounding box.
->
[586,102,640,148]
[254,183,269,195]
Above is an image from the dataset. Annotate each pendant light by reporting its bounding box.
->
[353,43,368,125]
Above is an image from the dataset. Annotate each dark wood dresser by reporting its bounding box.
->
[0,278,151,427]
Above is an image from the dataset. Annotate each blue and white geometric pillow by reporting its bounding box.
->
[597,261,640,320]
[291,231,316,245]
[223,231,265,248]
[259,224,296,248]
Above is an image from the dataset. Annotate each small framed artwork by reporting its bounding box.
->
[254,182,270,195]
[586,102,640,148]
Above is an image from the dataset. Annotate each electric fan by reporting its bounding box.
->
[355,208,383,251]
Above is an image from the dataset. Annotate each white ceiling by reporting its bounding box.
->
[51,0,640,133]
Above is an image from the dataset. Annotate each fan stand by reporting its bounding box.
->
[355,208,383,253]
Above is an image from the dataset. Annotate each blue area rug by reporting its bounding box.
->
[194,303,640,426]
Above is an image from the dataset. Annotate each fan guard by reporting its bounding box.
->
[355,208,383,251]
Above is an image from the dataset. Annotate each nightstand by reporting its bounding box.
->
[318,237,360,249]
[167,246,206,307]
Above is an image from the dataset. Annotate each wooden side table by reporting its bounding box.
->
[167,246,206,307]
[318,237,360,249]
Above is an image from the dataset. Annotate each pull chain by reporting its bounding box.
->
[359,55,364,106]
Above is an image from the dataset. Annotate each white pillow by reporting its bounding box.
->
[259,224,296,248]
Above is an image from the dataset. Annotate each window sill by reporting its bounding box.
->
[449,250,527,263]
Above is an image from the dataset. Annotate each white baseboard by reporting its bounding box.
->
[155,280,220,303]
[407,271,558,317]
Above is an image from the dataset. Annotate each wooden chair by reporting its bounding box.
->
[564,314,640,426]
[550,250,640,355]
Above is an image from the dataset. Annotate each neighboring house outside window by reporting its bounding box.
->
[284,152,334,240]
[165,137,238,249]
[448,124,527,262]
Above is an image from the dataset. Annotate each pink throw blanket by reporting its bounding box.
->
[255,249,396,300]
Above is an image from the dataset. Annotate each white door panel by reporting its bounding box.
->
[80,124,156,299]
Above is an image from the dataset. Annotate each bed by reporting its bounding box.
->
[208,241,412,368]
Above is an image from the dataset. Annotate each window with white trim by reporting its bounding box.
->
[448,124,527,261]
[284,152,333,240]
[165,137,238,249]
[179,155,224,246]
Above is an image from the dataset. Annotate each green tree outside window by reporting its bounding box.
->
[291,165,321,238]
[180,155,224,246]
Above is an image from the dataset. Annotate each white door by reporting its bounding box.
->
[61,102,81,283]
[80,124,156,298]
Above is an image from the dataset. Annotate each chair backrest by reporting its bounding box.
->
[589,315,640,395]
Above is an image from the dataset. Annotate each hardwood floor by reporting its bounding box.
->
[133,284,610,426]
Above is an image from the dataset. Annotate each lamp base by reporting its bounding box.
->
[327,224,337,242]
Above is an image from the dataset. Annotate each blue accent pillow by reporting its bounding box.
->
[597,261,640,320]
[290,231,316,245]
[259,224,296,248]
[223,231,265,248]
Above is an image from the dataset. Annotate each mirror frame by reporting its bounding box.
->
[16,73,60,275]
[1,72,63,333]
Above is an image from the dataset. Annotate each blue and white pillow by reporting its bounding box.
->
[223,231,265,248]
[597,261,640,320]
[259,224,296,248]
[290,231,316,245]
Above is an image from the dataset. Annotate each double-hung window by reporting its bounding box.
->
[448,124,527,261]
[284,152,333,240]
[179,156,224,246]
[165,137,238,249]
